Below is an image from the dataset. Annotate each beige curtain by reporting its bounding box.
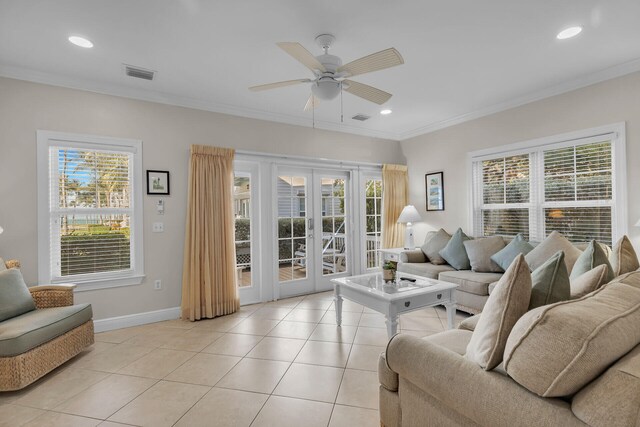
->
[382,164,408,249]
[181,145,239,321]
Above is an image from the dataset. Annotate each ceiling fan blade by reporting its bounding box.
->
[303,94,321,111]
[249,79,311,92]
[337,48,404,77]
[277,42,326,73]
[343,80,392,105]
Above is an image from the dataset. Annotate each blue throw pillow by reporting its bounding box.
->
[439,228,471,270]
[490,234,534,272]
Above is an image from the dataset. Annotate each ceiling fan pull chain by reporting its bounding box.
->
[312,96,315,129]
[340,86,344,123]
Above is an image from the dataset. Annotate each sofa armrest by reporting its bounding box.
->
[378,351,398,391]
[458,314,480,332]
[399,250,427,263]
[29,284,76,309]
[385,334,583,427]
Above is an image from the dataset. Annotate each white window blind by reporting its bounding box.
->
[471,128,624,246]
[38,131,144,289]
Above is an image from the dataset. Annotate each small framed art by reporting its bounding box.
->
[146,170,170,195]
[425,171,444,211]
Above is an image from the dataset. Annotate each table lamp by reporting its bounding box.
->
[397,205,422,249]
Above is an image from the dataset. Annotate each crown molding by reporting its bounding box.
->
[398,57,640,141]
[0,64,403,141]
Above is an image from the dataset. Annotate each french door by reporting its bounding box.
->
[276,167,351,298]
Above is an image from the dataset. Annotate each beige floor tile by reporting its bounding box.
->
[329,404,379,427]
[15,368,109,410]
[363,307,377,314]
[436,307,470,323]
[358,313,387,328]
[153,319,197,330]
[252,396,333,427]
[236,303,265,315]
[0,404,45,427]
[248,307,292,320]
[121,327,185,348]
[71,343,154,373]
[229,318,280,336]
[296,299,333,310]
[273,363,344,403]
[320,310,362,326]
[304,291,334,300]
[190,315,246,333]
[246,337,305,362]
[294,340,352,367]
[400,315,444,331]
[94,325,151,344]
[97,422,131,427]
[333,300,366,313]
[309,324,357,343]
[21,411,101,427]
[353,326,391,346]
[264,297,304,308]
[174,387,268,427]
[216,358,290,394]
[165,353,241,386]
[117,348,195,379]
[266,320,316,340]
[55,374,156,419]
[346,345,385,371]
[201,333,263,357]
[336,369,379,410]
[160,330,224,352]
[283,308,325,323]
[108,380,209,427]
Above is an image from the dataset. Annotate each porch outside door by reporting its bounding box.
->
[276,168,351,298]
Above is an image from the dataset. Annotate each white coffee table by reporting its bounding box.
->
[331,272,458,338]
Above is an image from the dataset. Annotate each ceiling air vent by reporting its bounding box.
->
[351,114,371,121]
[124,64,155,81]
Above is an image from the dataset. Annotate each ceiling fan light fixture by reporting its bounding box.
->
[380,109,392,115]
[311,79,341,100]
[68,35,93,48]
[557,26,582,40]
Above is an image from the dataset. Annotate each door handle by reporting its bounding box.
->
[308,218,314,230]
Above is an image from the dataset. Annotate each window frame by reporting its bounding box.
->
[37,130,145,291]
[360,171,384,271]
[468,123,627,244]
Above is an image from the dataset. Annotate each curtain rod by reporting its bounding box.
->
[235,149,385,168]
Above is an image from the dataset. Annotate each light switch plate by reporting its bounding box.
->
[152,222,164,232]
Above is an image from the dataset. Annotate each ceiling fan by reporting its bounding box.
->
[249,34,404,111]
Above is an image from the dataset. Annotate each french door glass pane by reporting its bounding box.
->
[278,176,308,283]
[321,178,347,275]
[234,176,252,287]
[365,179,382,268]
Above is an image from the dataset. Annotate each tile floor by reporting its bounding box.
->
[0,291,469,427]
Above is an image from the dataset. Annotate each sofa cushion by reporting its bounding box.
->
[570,240,614,283]
[438,228,471,270]
[458,314,480,332]
[398,249,427,263]
[0,304,93,357]
[610,235,639,277]
[525,231,582,273]
[504,283,640,397]
[610,270,640,289]
[529,251,570,310]
[420,229,451,265]
[490,234,534,272]
[397,262,455,279]
[464,236,505,273]
[0,269,36,322]
[438,271,503,296]
[466,254,531,370]
[424,329,473,356]
[488,281,499,294]
[570,264,608,299]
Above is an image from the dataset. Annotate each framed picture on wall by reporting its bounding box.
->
[146,170,170,195]
[425,171,444,211]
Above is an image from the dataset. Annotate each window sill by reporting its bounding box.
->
[49,274,146,292]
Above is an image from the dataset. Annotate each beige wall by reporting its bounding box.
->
[0,77,404,319]
[401,71,640,247]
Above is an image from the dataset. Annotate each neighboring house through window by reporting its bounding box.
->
[37,131,144,290]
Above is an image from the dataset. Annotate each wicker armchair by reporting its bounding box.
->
[0,259,94,391]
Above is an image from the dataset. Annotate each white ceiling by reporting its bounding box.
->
[2,0,640,140]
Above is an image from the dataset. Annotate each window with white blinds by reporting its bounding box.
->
[37,131,144,289]
[471,126,626,246]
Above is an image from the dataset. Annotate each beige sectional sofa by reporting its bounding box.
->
[398,238,598,314]
[378,270,640,427]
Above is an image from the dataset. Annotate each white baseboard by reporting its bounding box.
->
[94,306,181,333]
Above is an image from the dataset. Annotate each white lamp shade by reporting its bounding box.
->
[397,205,422,224]
[0,226,3,234]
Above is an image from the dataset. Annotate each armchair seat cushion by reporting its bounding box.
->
[397,262,455,279]
[0,304,92,357]
[438,271,504,296]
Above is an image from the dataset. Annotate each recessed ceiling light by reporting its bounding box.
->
[557,26,582,40]
[380,109,392,115]
[68,36,93,48]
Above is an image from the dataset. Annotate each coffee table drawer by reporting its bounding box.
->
[395,289,452,313]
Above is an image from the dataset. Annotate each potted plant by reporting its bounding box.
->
[382,261,396,281]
